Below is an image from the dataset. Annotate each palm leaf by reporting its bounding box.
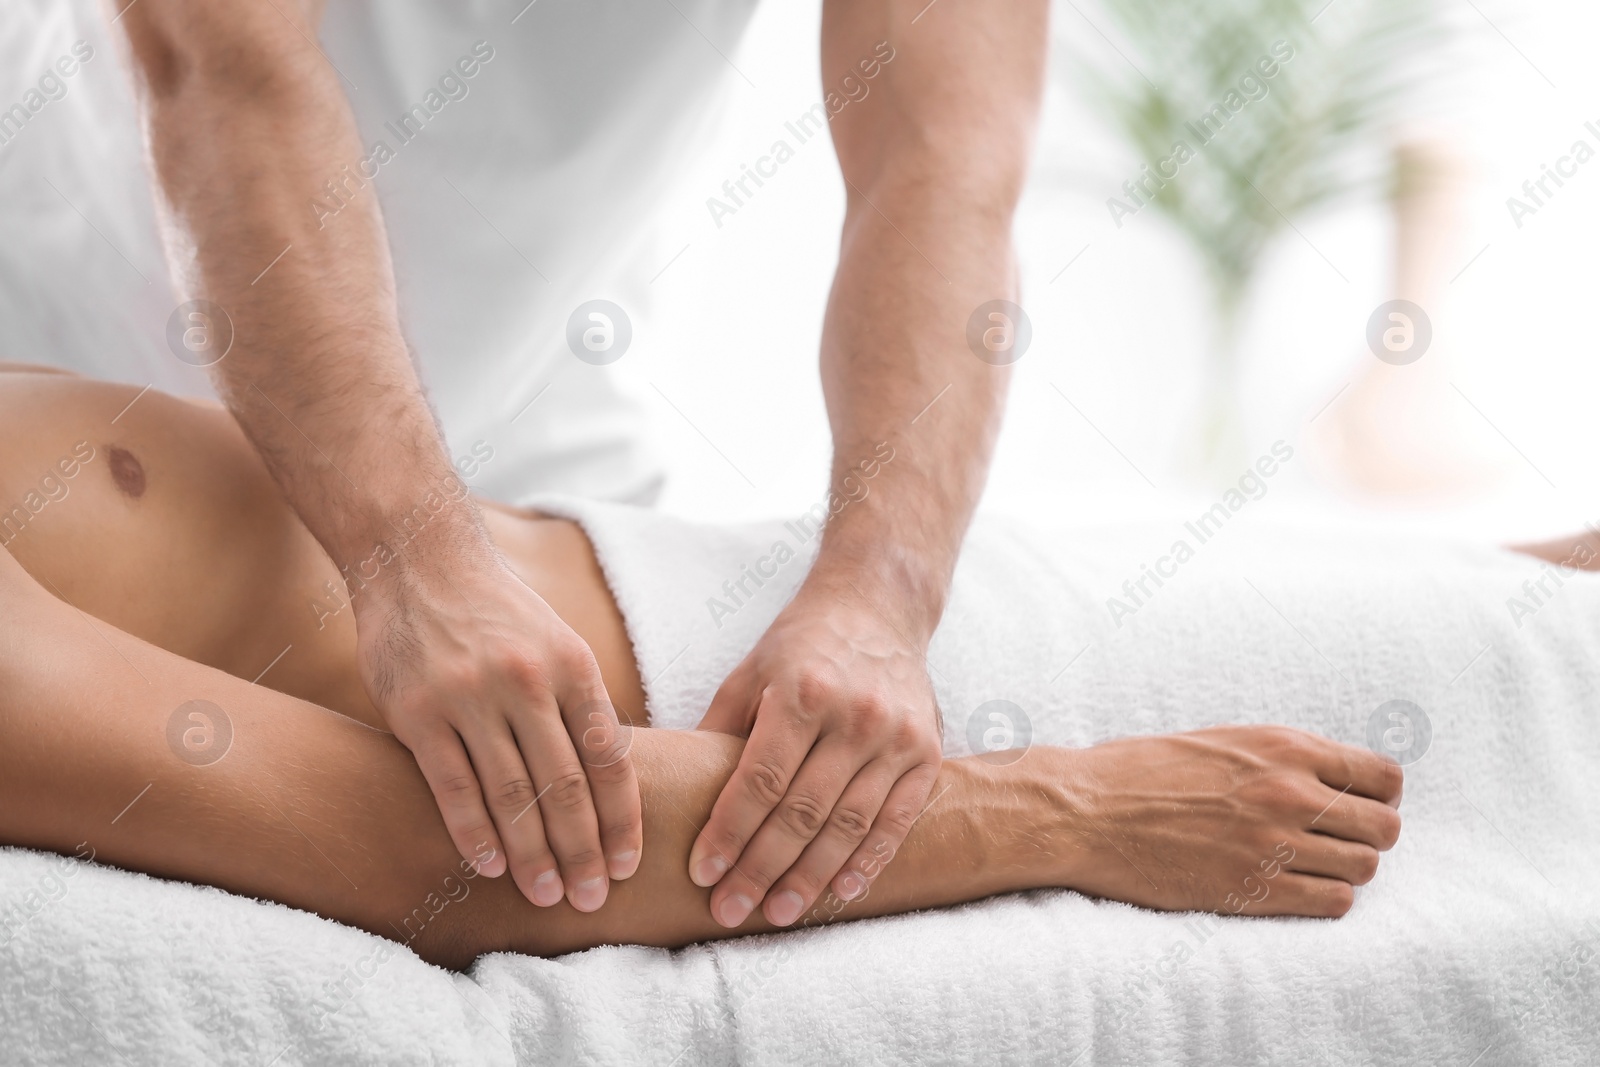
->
[1074,0,1449,303]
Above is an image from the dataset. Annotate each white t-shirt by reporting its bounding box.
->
[0,0,758,505]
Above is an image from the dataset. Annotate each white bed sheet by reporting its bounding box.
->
[4,502,1598,1066]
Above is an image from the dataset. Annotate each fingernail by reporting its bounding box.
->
[766,890,804,927]
[691,853,728,888]
[570,876,609,913]
[837,872,865,901]
[477,851,507,879]
[716,893,754,928]
[609,850,639,880]
[530,870,564,907]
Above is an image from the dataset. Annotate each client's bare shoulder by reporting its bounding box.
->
[0,369,646,722]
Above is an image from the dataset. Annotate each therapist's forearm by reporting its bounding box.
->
[117,3,482,571]
[809,0,1048,638]
[120,8,650,913]
[809,180,1017,636]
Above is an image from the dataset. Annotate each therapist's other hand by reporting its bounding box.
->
[690,586,943,928]
[353,554,642,913]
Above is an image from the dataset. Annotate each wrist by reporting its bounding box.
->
[946,750,1086,896]
[800,540,949,646]
[338,495,497,619]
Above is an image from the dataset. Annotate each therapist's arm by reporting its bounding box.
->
[691,0,1050,927]
[111,1,641,911]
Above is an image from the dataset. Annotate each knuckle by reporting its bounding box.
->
[583,749,633,783]
[557,641,604,687]
[853,835,902,879]
[1245,723,1289,747]
[743,760,790,807]
[1255,772,1314,813]
[491,776,537,810]
[544,769,593,812]
[828,804,873,841]
[778,793,831,838]
[1378,758,1405,799]
[1265,726,1313,760]
[500,652,553,694]
[1321,881,1355,917]
[601,814,641,843]
[579,726,634,776]
[1291,781,1326,813]
[793,670,839,716]
[435,772,483,803]
[1351,848,1381,886]
[890,716,931,756]
[878,803,918,841]
[456,821,498,856]
[1376,808,1403,850]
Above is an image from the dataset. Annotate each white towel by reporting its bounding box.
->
[4,497,1599,1065]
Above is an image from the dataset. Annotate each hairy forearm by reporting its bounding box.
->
[811,0,1049,635]
[115,4,480,570]
[811,184,1017,631]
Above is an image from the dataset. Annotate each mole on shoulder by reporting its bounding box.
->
[107,445,146,499]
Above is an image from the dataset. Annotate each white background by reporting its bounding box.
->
[621,0,1600,544]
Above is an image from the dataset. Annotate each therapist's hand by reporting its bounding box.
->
[353,552,642,913]
[690,582,943,928]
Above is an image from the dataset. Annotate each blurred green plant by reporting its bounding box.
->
[1078,0,1447,480]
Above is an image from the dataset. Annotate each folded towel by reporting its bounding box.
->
[4,498,1598,1066]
